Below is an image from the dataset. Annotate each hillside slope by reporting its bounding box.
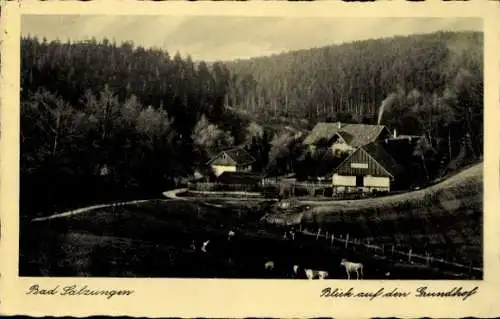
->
[225,31,483,123]
[265,163,483,266]
[225,31,483,183]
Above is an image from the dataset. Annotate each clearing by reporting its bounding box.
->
[19,164,482,279]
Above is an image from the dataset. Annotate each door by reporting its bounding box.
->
[356,175,363,187]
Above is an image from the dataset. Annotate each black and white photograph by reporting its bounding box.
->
[17,14,484,281]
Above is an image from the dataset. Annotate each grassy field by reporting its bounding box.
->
[19,160,482,279]
[264,163,483,270]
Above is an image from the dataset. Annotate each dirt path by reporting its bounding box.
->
[31,187,228,223]
[162,188,188,199]
[31,199,151,222]
[162,188,270,209]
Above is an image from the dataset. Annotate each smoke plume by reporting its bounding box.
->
[377,93,397,125]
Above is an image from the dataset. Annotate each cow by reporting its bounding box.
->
[201,240,210,253]
[340,258,364,280]
[304,268,329,280]
[264,261,275,272]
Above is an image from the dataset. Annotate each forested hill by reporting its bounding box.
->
[20,31,483,217]
[20,36,256,216]
[224,31,483,127]
[224,30,484,180]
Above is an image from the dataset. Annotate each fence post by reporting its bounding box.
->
[382,244,385,254]
[299,223,302,233]
[408,249,412,263]
[331,234,334,246]
[316,228,321,240]
[345,233,350,248]
[325,231,329,239]
[391,245,395,256]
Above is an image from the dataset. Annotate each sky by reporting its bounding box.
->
[21,16,482,62]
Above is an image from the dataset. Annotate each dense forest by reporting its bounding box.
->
[20,36,256,216]
[20,30,483,217]
[225,31,483,180]
[225,31,482,124]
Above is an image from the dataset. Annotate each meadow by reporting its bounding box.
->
[20,164,482,280]
[264,163,483,272]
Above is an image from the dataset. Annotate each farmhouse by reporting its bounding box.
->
[332,141,404,194]
[207,147,256,177]
[303,122,393,157]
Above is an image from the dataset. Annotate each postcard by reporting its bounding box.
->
[1,0,499,317]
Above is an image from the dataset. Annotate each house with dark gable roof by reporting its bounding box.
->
[332,141,401,193]
[303,122,393,157]
[207,147,256,177]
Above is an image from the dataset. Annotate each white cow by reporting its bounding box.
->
[201,240,210,253]
[293,265,300,276]
[264,261,275,271]
[304,269,314,279]
[317,270,329,279]
[340,258,364,280]
[304,269,329,280]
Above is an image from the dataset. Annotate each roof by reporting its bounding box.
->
[217,171,262,185]
[338,131,354,145]
[303,122,389,147]
[333,141,402,178]
[207,147,255,166]
[360,142,403,177]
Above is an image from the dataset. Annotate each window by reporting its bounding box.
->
[351,162,368,169]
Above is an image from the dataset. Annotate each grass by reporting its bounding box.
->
[20,199,272,277]
[19,164,482,279]
[264,163,483,269]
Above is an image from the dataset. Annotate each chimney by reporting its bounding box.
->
[393,129,397,138]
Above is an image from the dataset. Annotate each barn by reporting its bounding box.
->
[331,141,404,194]
[303,122,393,157]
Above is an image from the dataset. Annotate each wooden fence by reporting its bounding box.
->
[262,179,331,196]
[191,178,402,199]
[297,227,482,275]
[188,182,261,193]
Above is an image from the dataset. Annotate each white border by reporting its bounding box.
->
[1,1,499,317]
